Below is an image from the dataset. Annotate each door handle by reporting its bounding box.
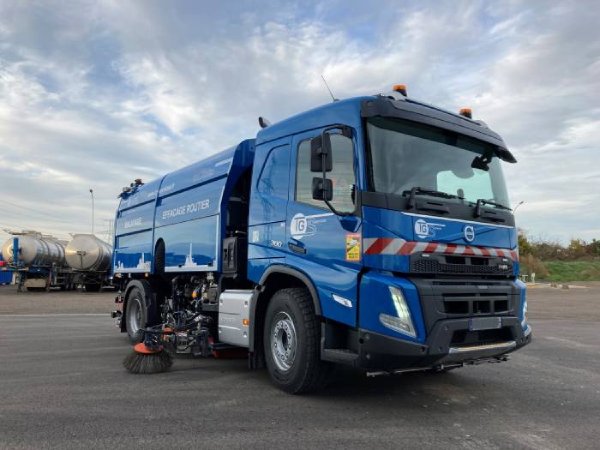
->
[288,241,307,254]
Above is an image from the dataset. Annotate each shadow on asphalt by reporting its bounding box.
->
[163,352,479,403]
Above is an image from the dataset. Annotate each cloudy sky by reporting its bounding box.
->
[0,0,598,246]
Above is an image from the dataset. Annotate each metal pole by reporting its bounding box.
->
[513,200,525,213]
[89,188,95,235]
[13,237,19,266]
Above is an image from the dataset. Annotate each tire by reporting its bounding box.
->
[125,287,148,343]
[263,288,331,394]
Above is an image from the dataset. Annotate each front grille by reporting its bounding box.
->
[410,278,520,333]
[411,254,512,276]
[451,328,513,346]
[442,291,511,316]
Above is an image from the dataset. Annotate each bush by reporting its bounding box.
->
[520,254,549,279]
[518,232,600,261]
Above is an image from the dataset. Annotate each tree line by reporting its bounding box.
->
[518,233,600,279]
[518,233,600,261]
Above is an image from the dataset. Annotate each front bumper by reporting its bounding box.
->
[355,316,531,371]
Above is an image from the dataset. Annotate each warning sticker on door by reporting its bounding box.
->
[345,234,361,262]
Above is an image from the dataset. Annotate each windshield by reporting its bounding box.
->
[366,117,510,207]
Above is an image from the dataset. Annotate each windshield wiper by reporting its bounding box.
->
[474,198,512,217]
[402,187,460,210]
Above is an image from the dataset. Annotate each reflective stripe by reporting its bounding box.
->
[384,238,407,255]
[365,237,394,255]
[471,247,483,256]
[412,242,430,253]
[363,237,519,261]
[398,241,417,255]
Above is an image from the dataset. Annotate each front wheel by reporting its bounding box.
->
[263,288,331,394]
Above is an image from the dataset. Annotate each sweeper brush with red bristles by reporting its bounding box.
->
[123,342,173,374]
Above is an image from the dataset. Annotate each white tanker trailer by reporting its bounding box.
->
[64,234,113,291]
[1,233,66,267]
[1,231,70,291]
[1,232,113,292]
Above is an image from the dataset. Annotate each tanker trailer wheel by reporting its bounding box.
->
[263,288,332,394]
[125,286,148,343]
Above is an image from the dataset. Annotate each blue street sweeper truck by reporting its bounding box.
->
[112,85,531,393]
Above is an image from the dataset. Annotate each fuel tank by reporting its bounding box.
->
[65,234,112,272]
[1,233,66,267]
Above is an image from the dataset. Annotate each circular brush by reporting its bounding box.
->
[123,343,173,374]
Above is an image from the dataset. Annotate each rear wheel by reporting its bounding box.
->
[125,287,147,343]
[263,288,331,394]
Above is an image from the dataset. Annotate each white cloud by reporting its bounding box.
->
[0,0,598,246]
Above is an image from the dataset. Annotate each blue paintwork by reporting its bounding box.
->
[247,136,290,270]
[0,270,11,284]
[0,252,12,284]
[113,140,255,274]
[362,207,518,273]
[516,278,528,330]
[114,231,153,272]
[247,111,366,328]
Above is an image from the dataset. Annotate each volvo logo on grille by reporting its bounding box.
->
[464,225,475,242]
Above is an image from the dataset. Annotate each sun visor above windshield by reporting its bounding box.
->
[361,97,507,150]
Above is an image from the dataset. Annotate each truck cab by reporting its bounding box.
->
[247,87,530,378]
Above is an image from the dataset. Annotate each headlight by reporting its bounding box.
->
[379,286,416,338]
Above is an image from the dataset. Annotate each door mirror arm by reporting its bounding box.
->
[311,124,355,217]
[321,155,353,217]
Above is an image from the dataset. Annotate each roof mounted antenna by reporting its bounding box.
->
[321,74,338,102]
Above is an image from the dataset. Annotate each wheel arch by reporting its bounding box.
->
[249,265,321,354]
[120,278,154,332]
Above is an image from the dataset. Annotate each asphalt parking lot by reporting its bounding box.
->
[1,284,599,449]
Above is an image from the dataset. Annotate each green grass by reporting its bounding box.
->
[542,260,600,282]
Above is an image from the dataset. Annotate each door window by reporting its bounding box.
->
[257,145,290,199]
[295,134,355,213]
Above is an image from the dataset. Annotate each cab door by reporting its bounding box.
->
[286,128,362,327]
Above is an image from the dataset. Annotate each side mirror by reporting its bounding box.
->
[310,134,333,173]
[471,154,491,172]
[312,177,333,201]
